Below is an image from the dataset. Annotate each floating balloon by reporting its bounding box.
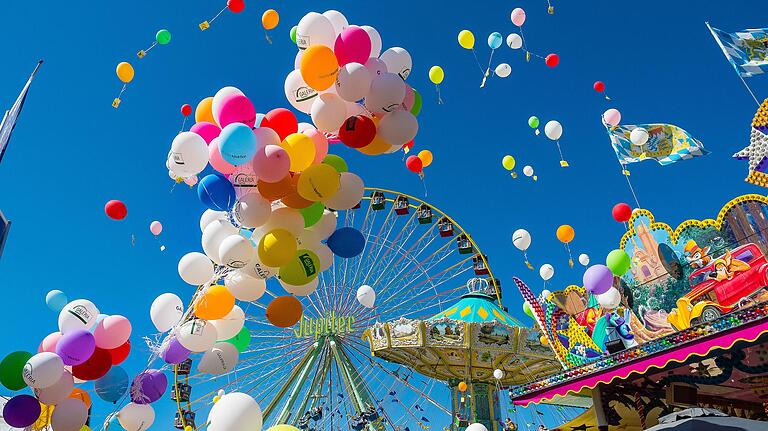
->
[130,369,167,404]
[556,225,574,243]
[544,121,563,141]
[338,115,376,149]
[380,47,412,80]
[210,306,245,341]
[510,8,526,26]
[94,315,132,350]
[327,227,365,258]
[596,288,622,309]
[159,336,190,364]
[262,9,279,31]
[583,265,614,295]
[578,254,590,266]
[279,250,320,287]
[487,32,503,49]
[280,133,316,172]
[334,26,371,66]
[149,221,162,236]
[365,73,406,115]
[223,326,251,352]
[428,66,444,85]
[545,53,559,67]
[58,299,100,334]
[169,131,209,177]
[39,332,61,353]
[405,155,423,173]
[219,235,255,269]
[219,123,257,166]
[335,62,372,102]
[252,145,291,183]
[606,249,631,276]
[418,150,433,167]
[523,165,535,179]
[603,108,621,127]
[630,127,649,146]
[300,45,339,91]
[207,392,263,431]
[33,370,73,405]
[198,342,239,375]
[539,264,554,281]
[458,381,468,392]
[105,200,127,220]
[225,271,267,302]
[198,173,236,211]
[56,330,95,366]
[266,296,303,328]
[194,284,236,321]
[258,229,297,268]
[593,81,605,93]
[202,219,238,265]
[262,108,298,141]
[284,70,318,114]
[117,402,155,431]
[0,351,32,390]
[502,155,516,171]
[494,63,511,78]
[24,352,64,388]
[356,285,376,308]
[528,116,540,129]
[71,347,111,381]
[177,319,218,353]
[506,33,522,49]
[178,252,214,285]
[512,229,531,251]
[46,290,68,312]
[4,395,40,428]
[458,30,475,49]
[116,62,134,83]
[361,25,382,57]
[108,340,131,365]
[95,365,129,403]
[311,93,347,132]
[612,203,633,223]
[296,12,336,50]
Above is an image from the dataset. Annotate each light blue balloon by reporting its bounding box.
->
[254,113,266,127]
[488,32,503,49]
[45,290,68,312]
[219,123,257,166]
[90,313,109,333]
[95,365,129,403]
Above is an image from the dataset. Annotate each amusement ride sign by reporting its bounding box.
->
[293,311,356,339]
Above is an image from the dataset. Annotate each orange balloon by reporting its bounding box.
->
[300,45,339,91]
[556,225,575,243]
[195,96,216,125]
[458,381,468,392]
[266,295,303,328]
[258,175,293,201]
[281,174,314,209]
[262,9,279,30]
[69,388,92,408]
[357,134,393,156]
[194,285,236,320]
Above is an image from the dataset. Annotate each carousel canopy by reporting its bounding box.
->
[430,292,521,326]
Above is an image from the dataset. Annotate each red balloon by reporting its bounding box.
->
[338,115,376,149]
[227,0,245,13]
[261,108,298,141]
[612,203,633,223]
[105,200,127,220]
[180,104,192,116]
[108,340,130,365]
[405,155,423,173]
[72,347,112,381]
[545,54,559,68]
[403,140,414,150]
[593,81,605,93]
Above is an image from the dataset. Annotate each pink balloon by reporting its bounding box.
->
[190,122,221,144]
[209,138,237,175]
[402,86,415,111]
[229,160,260,196]
[603,108,622,127]
[252,144,290,183]
[217,94,256,128]
[334,26,372,66]
[39,332,62,353]
[511,8,526,27]
[149,221,162,236]
[307,129,329,164]
[94,315,132,350]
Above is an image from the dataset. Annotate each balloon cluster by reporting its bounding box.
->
[284,10,421,156]
[0,291,142,431]
[582,248,630,309]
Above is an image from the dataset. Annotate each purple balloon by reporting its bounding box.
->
[583,264,614,295]
[130,369,167,404]
[160,336,191,364]
[56,329,96,365]
[3,394,41,428]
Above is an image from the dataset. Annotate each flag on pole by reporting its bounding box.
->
[606,123,709,166]
[0,60,43,164]
[0,210,10,258]
[707,24,768,78]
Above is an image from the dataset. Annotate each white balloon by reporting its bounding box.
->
[494,63,512,78]
[603,108,622,127]
[544,120,563,141]
[541,289,551,299]
[311,93,348,132]
[200,209,228,232]
[493,369,504,380]
[225,271,267,301]
[307,210,338,240]
[377,110,418,147]
[506,33,523,49]
[365,73,406,116]
[51,398,88,431]
[23,352,64,389]
[322,172,364,210]
[210,306,245,340]
[322,10,348,35]
[234,193,271,228]
[336,63,372,102]
[345,102,368,117]
[178,252,215,285]
[212,86,244,125]
[219,235,255,269]
[240,251,278,280]
[578,253,590,266]
[630,127,649,146]
[280,278,319,296]
[58,299,99,334]
[512,229,532,251]
[379,47,412,80]
[356,285,376,308]
[539,264,555,281]
[364,57,388,78]
[168,132,209,177]
[596,288,622,309]
[523,166,534,177]
[198,342,239,375]
[466,424,489,431]
[202,219,239,265]
[176,318,218,352]
[34,370,73,405]
[296,12,336,50]
[297,122,316,133]
[118,402,155,431]
[284,69,318,114]
[150,293,184,333]
[314,243,334,271]
[361,26,382,57]
[208,392,263,431]
[260,205,305,235]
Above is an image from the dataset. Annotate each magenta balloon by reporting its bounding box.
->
[251,144,290,183]
[209,138,237,175]
[56,329,96,366]
[218,94,256,128]
[3,394,41,428]
[583,264,614,295]
[190,121,221,144]
[160,336,190,364]
[130,369,167,404]
[94,315,132,350]
[334,25,372,66]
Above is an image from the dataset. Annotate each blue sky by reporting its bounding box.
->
[1,0,767,428]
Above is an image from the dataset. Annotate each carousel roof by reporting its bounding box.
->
[430,292,520,326]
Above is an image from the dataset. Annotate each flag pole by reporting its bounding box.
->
[706,22,760,106]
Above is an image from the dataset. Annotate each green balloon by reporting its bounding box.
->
[290,26,298,44]
[0,351,32,391]
[300,202,325,228]
[528,116,540,129]
[411,89,422,116]
[522,301,534,318]
[224,327,251,353]
[322,154,348,173]
[156,29,171,45]
[279,249,320,286]
[606,249,631,276]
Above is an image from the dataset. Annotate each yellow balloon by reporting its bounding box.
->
[418,150,433,167]
[267,426,302,431]
[279,249,320,286]
[428,66,444,85]
[297,163,340,201]
[116,62,134,83]
[185,427,193,431]
[213,395,221,403]
[502,155,516,170]
[280,133,316,172]
[80,427,91,431]
[458,30,475,50]
[357,134,392,156]
[195,96,216,125]
[258,229,297,268]
[33,404,54,431]
[262,9,279,30]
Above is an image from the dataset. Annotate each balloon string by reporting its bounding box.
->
[180,116,188,133]
[564,243,574,268]
[523,252,533,269]
[264,30,273,44]
[420,172,428,197]
[470,49,485,75]
[144,42,157,54]
[117,83,127,99]
[556,140,566,163]
[209,6,226,24]
[435,84,443,104]
[480,48,496,88]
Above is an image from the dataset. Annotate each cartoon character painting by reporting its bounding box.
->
[684,240,711,269]
[707,249,751,281]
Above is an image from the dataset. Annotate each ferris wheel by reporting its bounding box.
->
[170,188,505,431]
